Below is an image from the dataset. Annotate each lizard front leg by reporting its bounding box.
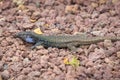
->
[31,42,43,49]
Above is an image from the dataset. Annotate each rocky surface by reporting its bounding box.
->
[0,0,120,80]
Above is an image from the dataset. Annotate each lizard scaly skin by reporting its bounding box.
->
[15,31,120,51]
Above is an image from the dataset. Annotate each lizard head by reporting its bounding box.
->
[15,31,38,43]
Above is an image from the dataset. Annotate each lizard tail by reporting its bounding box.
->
[81,36,120,45]
[103,36,120,41]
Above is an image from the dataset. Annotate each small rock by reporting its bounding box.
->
[88,44,97,52]
[16,75,27,80]
[11,56,19,62]
[89,48,105,61]
[21,67,32,75]
[3,63,8,70]
[99,0,107,4]
[5,37,13,43]
[0,17,5,22]
[1,1,11,10]
[22,23,34,28]
[36,49,48,55]
[32,64,41,71]
[51,28,61,34]
[53,66,62,75]
[85,61,94,67]
[65,5,79,14]
[31,11,41,21]
[80,12,91,18]
[45,0,55,6]
[40,55,49,67]
[104,58,111,63]
[54,74,65,80]
[24,58,30,62]
[94,70,103,79]
[91,31,101,36]
[91,11,99,18]
[1,70,10,80]
[28,71,40,77]
[0,29,3,36]
[9,63,23,72]
[23,58,31,66]
[0,75,2,80]
[1,40,8,47]
[105,47,116,56]
[104,40,113,47]
[112,0,118,4]
[91,2,98,8]
[65,66,76,80]
[0,61,3,70]
[104,58,115,66]
[116,51,120,58]
[99,13,108,20]
[109,10,117,16]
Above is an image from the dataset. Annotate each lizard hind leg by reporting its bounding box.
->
[67,43,77,52]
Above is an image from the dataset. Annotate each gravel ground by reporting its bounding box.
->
[0,0,120,80]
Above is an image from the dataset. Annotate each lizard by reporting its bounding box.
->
[14,31,120,51]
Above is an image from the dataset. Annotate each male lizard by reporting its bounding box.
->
[15,31,120,51]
